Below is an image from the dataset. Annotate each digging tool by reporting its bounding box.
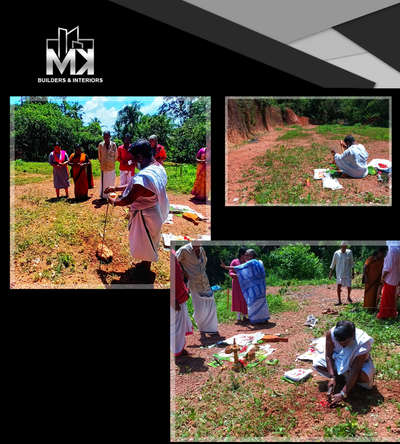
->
[96,200,114,266]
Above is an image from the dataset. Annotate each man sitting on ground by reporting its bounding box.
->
[331,135,369,178]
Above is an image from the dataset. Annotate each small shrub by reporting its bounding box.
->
[267,244,324,280]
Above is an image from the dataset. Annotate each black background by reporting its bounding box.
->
[6,0,399,439]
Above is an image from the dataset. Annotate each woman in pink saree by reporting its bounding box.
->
[48,142,70,198]
[229,246,248,323]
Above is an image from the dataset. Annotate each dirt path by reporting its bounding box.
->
[226,126,391,205]
[11,177,210,289]
[171,285,400,439]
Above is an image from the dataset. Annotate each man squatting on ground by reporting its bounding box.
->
[313,320,375,407]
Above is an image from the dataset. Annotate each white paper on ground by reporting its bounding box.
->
[224,332,265,346]
[162,233,186,247]
[313,168,328,180]
[169,204,206,220]
[284,368,313,381]
[322,173,343,190]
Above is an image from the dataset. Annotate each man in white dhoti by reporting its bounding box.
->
[171,250,193,357]
[98,131,118,200]
[329,241,354,305]
[176,241,219,336]
[105,139,169,273]
[312,320,375,407]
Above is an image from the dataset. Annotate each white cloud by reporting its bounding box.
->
[140,96,164,115]
[81,97,119,131]
[79,96,164,132]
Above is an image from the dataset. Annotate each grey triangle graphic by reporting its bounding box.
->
[335,3,400,73]
[183,0,399,44]
[108,0,375,88]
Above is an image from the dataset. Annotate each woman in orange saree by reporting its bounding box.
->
[362,247,386,311]
[69,145,94,200]
[191,147,207,201]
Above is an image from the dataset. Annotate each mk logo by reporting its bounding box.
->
[46,26,94,75]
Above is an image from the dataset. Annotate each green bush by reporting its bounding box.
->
[266,244,324,280]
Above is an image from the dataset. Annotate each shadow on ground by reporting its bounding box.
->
[92,198,108,208]
[317,377,385,414]
[65,196,91,204]
[175,355,209,374]
[235,320,277,332]
[97,266,156,286]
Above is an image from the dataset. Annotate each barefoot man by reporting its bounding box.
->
[312,320,375,407]
[105,139,169,274]
[329,241,354,305]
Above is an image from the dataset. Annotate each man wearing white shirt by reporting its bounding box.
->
[329,241,354,305]
[331,135,369,178]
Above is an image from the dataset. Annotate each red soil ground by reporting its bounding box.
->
[226,126,391,205]
[171,285,400,440]
[11,177,210,289]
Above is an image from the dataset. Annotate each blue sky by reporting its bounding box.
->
[9,96,164,131]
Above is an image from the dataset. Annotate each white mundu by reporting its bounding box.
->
[170,302,193,356]
[100,170,116,199]
[176,243,218,334]
[330,249,354,287]
[123,163,169,262]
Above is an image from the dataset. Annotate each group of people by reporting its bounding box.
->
[48,133,169,273]
[48,133,168,201]
[171,241,399,405]
[170,243,271,357]
[48,131,210,273]
[329,241,399,319]
[49,132,209,205]
[48,143,94,200]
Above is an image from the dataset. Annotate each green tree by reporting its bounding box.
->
[135,114,175,147]
[13,101,102,161]
[113,102,142,139]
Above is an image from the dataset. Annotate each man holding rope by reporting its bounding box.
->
[104,139,169,273]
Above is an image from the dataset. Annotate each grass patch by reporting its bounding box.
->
[174,367,299,439]
[164,162,197,194]
[277,128,312,141]
[317,124,389,141]
[323,418,374,439]
[247,143,329,205]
